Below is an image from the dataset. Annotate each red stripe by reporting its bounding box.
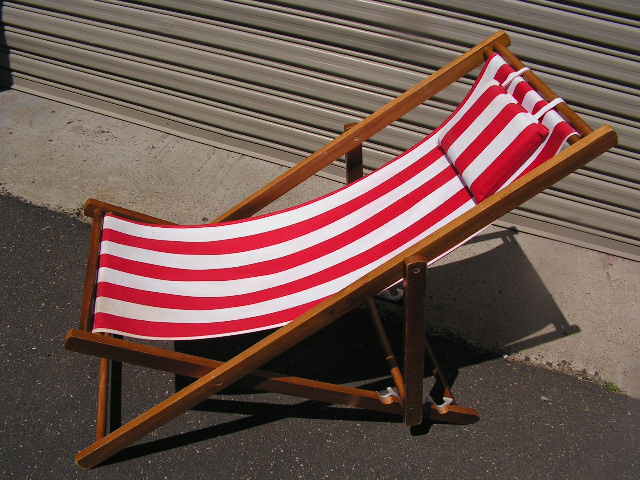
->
[520,122,576,177]
[99,162,458,281]
[102,147,445,255]
[449,103,521,174]
[440,85,506,151]
[93,301,318,339]
[494,64,514,84]
[470,122,548,201]
[97,188,472,311]
[531,100,548,115]
[511,81,533,104]
[432,53,503,140]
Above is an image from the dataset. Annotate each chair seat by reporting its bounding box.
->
[94,139,475,340]
[92,52,577,341]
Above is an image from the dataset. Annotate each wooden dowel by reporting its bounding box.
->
[366,297,406,401]
[493,43,592,140]
[343,122,364,184]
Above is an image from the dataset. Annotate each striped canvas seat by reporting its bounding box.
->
[93,53,577,341]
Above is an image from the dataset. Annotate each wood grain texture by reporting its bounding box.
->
[74,125,615,468]
[403,256,427,426]
[69,29,617,466]
[96,357,110,439]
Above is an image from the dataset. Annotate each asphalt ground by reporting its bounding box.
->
[1,193,639,479]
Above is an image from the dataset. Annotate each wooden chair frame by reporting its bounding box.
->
[63,31,617,468]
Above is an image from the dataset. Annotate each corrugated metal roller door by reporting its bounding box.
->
[1,0,639,259]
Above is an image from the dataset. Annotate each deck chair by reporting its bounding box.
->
[64,31,617,468]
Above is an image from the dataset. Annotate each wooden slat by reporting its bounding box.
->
[366,298,406,401]
[403,256,427,426]
[83,198,174,224]
[73,124,616,468]
[212,31,511,222]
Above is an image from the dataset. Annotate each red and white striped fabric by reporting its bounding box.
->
[91,53,577,340]
[439,53,578,201]
[93,142,475,340]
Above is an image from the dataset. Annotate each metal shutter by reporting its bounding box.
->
[1,0,638,259]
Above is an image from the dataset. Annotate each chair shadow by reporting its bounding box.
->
[106,228,578,465]
[0,2,13,91]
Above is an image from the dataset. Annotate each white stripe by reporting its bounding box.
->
[445,93,517,162]
[522,89,544,112]
[104,136,440,242]
[508,77,544,113]
[92,321,293,341]
[534,98,565,120]
[437,55,506,140]
[438,80,497,142]
[98,177,468,297]
[100,156,451,270]
[461,112,540,185]
[501,67,529,88]
[498,115,568,189]
[95,200,476,323]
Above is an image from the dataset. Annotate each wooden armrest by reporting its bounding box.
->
[83,198,174,225]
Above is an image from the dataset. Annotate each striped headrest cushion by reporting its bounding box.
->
[437,53,578,202]
[493,61,579,181]
[439,81,548,202]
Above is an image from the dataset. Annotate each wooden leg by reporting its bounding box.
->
[343,122,364,183]
[402,257,479,426]
[96,358,110,439]
[403,256,427,426]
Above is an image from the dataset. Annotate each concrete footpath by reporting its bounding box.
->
[1,89,639,477]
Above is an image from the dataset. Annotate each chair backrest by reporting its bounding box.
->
[438,53,578,201]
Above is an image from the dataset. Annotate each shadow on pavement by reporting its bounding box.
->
[116,228,578,459]
[2,193,639,478]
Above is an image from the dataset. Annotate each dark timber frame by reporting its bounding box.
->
[64,31,617,468]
